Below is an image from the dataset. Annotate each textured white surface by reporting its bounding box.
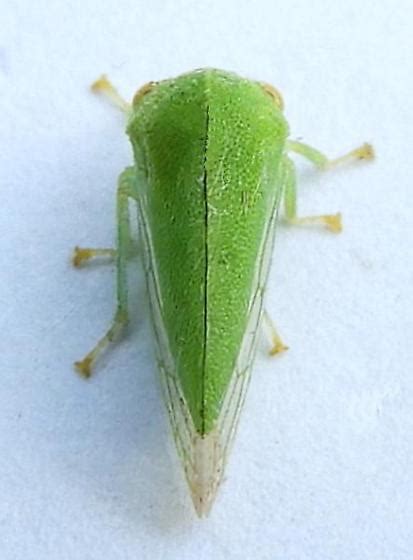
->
[0,1,412,559]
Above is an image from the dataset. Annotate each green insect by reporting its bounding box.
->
[73,68,374,516]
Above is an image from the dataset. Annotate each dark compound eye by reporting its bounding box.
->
[133,81,157,106]
[259,82,284,111]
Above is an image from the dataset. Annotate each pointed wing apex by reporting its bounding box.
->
[189,430,222,517]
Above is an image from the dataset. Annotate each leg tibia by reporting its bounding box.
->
[262,310,289,356]
[91,75,131,112]
[75,309,128,378]
[72,247,116,267]
[286,140,374,170]
[288,213,342,233]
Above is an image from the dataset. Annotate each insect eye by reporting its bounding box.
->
[260,82,284,111]
[133,81,157,106]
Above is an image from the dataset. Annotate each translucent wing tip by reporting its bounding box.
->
[191,486,215,518]
[187,430,223,518]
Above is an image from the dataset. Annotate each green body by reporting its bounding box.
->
[75,67,373,515]
[127,69,288,434]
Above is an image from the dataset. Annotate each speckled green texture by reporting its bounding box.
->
[127,69,288,434]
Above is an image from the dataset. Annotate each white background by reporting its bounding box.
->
[1,1,412,559]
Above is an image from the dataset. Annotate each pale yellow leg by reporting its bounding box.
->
[72,243,125,378]
[91,75,131,112]
[263,310,289,356]
[282,156,343,233]
[283,140,374,232]
[73,168,137,378]
[323,143,375,170]
[72,247,116,267]
[74,309,128,378]
[286,140,374,170]
[288,213,342,233]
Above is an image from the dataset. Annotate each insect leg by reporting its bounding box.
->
[90,75,131,112]
[72,242,139,266]
[286,140,374,170]
[72,247,116,267]
[74,167,138,378]
[262,310,289,356]
[281,156,342,233]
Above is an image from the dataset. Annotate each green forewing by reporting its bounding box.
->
[127,69,288,434]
